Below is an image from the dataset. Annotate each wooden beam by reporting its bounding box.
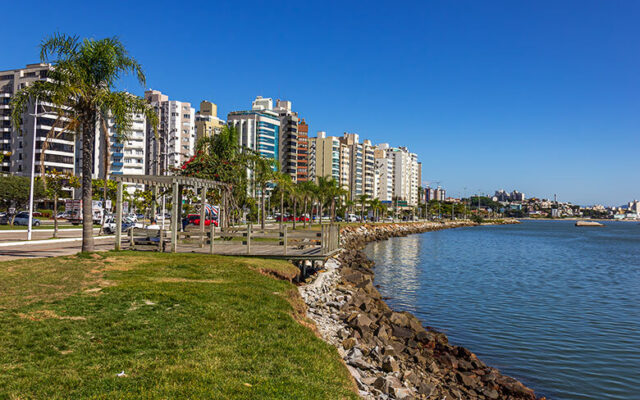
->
[200,187,206,248]
[115,180,123,251]
[171,181,179,253]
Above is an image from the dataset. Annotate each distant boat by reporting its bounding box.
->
[575,221,604,227]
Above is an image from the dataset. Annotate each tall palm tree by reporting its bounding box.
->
[254,157,276,230]
[298,181,315,228]
[369,198,382,222]
[11,34,157,252]
[274,172,293,230]
[357,194,369,222]
[316,176,334,224]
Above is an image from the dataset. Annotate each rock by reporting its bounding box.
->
[389,312,411,327]
[391,324,414,340]
[457,371,477,387]
[393,387,413,399]
[342,337,357,350]
[382,356,399,372]
[481,387,500,399]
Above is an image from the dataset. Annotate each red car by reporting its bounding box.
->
[275,215,309,222]
[183,214,218,229]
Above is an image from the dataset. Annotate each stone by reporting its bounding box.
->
[342,337,357,350]
[389,311,411,327]
[393,387,413,399]
[457,371,477,387]
[391,324,414,340]
[417,382,435,396]
[481,387,500,399]
[382,355,399,372]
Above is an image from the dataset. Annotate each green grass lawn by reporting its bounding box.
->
[0,252,356,399]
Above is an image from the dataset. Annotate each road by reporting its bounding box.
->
[0,228,104,243]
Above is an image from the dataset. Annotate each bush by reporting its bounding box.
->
[471,214,484,224]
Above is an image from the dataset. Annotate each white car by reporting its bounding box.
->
[346,214,359,222]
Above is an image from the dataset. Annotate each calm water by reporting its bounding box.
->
[364,220,640,400]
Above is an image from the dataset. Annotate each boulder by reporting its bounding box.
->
[382,355,399,373]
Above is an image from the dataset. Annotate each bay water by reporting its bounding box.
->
[364,220,640,399]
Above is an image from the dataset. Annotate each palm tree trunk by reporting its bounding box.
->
[81,116,95,252]
[303,197,308,228]
[331,198,336,222]
[99,116,109,236]
[279,192,284,230]
[53,194,58,238]
[319,202,323,225]
[293,198,297,230]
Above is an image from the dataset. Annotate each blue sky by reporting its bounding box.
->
[2,1,638,206]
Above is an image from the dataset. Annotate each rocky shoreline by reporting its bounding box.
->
[299,220,544,400]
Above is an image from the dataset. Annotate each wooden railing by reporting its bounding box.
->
[124,224,340,256]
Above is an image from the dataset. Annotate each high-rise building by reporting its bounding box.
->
[310,131,340,183]
[0,63,77,177]
[195,101,225,143]
[339,142,351,191]
[227,99,280,161]
[389,146,419,206]
[340,133,363,200]
[374,144,394,202]
[274,99,298,180]
[363,139,376,199]
[296,119,309,182]
[145,89,195,175]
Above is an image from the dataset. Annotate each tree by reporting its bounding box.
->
[11,34,158,252]
[369,198,382,222]
[298,181,316,228]
[254,157,276,229]
[44,169,79,237]
[316,176,334,224]
[357,194,369,222]
[0,176,46,225]
[273,172,294,230]
[182,125,253,227]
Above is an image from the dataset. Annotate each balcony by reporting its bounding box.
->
[112,152,124,158]
[112,161,124,167]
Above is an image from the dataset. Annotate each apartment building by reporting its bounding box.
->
[339,133,362,199]
[195,100,225,143]
[0,63,76,177]
[309,131,340,183]
[386,146,420,206]
[296,118,309,182]
[227,99,280,161]
[273,99,298,180]
[362,139,376,199]
[374,144,394,202]
[339,142,350,191]
[145,89,195,175]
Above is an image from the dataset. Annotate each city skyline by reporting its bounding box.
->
[1,1,638,205]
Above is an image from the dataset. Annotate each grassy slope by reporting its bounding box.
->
[0,252,356,399]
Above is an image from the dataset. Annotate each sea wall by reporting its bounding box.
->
[300,220,542,400]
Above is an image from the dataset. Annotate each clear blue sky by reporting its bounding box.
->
[2,1,638,206]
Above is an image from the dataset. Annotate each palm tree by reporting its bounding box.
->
[369,198,382,222]
[316,176,334,224]
[274,172,293,230]
[298,181,315,228]
[357,194,369,222]
[254,157,276,230]
[11,34,157,252]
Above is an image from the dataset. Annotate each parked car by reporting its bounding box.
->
[32,211,43,217]
[136,213,145,220]
[346,214,358,222]
[384,216,394,223]
[182,214,218,230]
[13,212,40,226]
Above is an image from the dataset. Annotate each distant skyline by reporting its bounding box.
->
[1,1,638,206]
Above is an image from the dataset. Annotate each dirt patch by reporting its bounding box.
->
[18,310,86,321]
[153,278,225,284]
[255,267,298,283]
[284,288,319,335]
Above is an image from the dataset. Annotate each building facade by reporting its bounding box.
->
[195,100,225,143]
[374,144,394,202]
[296,119,309,182]
[144,90,195,175]
[273,99,298,180]
[0,63,77,177]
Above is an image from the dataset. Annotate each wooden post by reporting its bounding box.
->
[159,227,164,252]
[115,180,123,250]
[209,220,215,254]
[129,226,134,248]
[246,223,252,254]
[320,224,324,254]
[200,187,206,248]
[171,181,179,253]
[284,226,288,256]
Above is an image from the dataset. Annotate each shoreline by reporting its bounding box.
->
[300,220,543,399]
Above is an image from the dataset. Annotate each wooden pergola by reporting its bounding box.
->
[111,175,230,252]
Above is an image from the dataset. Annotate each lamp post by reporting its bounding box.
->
[27,97,38,241]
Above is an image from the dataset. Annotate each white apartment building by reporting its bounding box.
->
[389,146,419,206]
[363,139,376,199]
[0,63,77,177]
[145,90,195,175]
[374,144,394,202]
